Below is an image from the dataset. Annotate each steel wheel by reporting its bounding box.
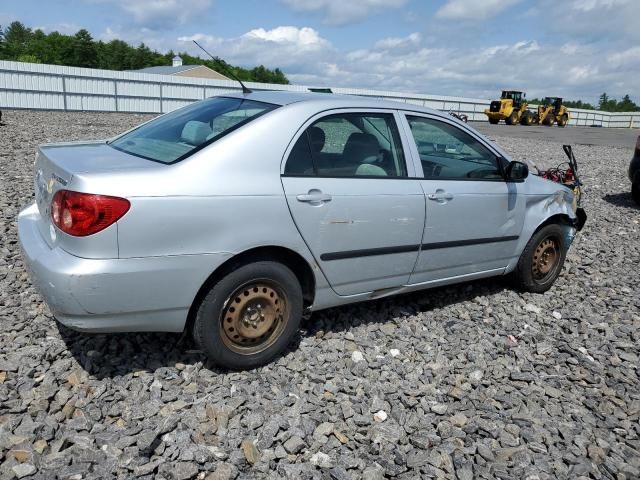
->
[219,280,288,355]
[531,237,560,282]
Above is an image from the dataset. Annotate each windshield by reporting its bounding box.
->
[110,97,277,164]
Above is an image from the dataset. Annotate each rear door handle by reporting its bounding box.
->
[296,189,332,205]
[428,190,454,203]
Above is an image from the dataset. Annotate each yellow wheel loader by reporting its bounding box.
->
[484,90,534,125]
[534,97,570,127]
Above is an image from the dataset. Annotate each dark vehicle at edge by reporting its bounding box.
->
[631,135,640,204]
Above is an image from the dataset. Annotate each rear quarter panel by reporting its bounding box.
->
[110,103,319,259]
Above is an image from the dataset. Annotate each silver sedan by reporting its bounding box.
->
[18,91,585,369]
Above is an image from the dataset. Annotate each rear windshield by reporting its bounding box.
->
[109,97,277,164]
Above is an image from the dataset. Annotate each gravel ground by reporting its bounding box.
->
[1,110,639,480]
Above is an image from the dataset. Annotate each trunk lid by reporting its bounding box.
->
[33,141,156,254]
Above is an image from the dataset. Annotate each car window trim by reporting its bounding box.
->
[280,108,417,179]
[108,97,279,165]
[398,111,508,181]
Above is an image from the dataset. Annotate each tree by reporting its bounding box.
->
[71,29,97,67]
[16,53,40,63]
[0,25,5,57]
[2,21,33,58]
[618,94,637,112]
[598,93,609,110]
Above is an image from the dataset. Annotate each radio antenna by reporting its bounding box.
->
[192,40,252,94]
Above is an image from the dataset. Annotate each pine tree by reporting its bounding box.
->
[71,29,97,67]
[598,93,609,110]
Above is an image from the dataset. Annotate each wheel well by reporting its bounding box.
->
[184,246,316,333]
[534,214,573,234]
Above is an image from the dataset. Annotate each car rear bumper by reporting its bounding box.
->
[18,203,232,332]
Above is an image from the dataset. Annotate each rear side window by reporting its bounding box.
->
[110,97,277,164]
[284,112,407,178]
[406,116,502,180]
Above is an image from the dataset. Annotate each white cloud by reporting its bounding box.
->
[436,0,522,20]
[89,0,213,29]
[572,0,628,12]
[244,26,329,49]
[282,0,407,25]
[178,26,332,69]
[538,0,640,41]
[374,32,421,49]
[608,46,640,68]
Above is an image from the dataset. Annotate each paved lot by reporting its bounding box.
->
[472,122,640,149]
[0,111,638,480]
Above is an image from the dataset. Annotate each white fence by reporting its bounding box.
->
[1,60,639,128]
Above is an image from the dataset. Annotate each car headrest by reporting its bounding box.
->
[343,132,379,161]
[308,126,325,153]
[355,163,387,176]
[181,121,212,146]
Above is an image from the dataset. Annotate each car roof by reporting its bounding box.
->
[222,90,444,116]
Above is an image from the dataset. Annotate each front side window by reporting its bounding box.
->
[284,112,407,178]
[406,116,502,180]
[110,97,276,164]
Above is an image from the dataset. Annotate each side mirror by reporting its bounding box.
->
[505,161,529,181]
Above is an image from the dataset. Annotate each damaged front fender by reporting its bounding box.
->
[506,181,585,273]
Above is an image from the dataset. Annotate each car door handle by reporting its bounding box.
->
[296,190,332,205]
[428,190,454,202]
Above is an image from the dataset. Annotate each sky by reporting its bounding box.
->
[1,0,639,103]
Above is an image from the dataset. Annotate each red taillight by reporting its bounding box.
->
[51,190,130,237]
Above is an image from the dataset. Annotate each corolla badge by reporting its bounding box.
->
[47,178,55,194]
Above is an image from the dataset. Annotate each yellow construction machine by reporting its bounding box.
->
[484,90,534,125]
[534,97,569,127]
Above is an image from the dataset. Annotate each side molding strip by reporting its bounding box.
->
[320,236,519,261]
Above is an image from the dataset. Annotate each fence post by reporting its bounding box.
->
[159,83,163,113]
[114,80,118,112]
[62,76,67,111]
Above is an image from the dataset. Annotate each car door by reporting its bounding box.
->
[281,110,425,296]
[400,113,526,284]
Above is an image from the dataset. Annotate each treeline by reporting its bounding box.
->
[596,93,639,113]
[528,93,638,112]
[0,21,289,84]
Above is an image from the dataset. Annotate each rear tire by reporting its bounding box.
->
[513,224,568,293]
[192,261,303,370]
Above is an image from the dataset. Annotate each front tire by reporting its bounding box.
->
[192,261,303,369]
[557,114,568,127]
[488,118,499,125]
[505,112,518,125]
[520,112,531,125]
[514,224,568,293]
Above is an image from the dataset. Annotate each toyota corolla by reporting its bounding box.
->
[18,91,585,369]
